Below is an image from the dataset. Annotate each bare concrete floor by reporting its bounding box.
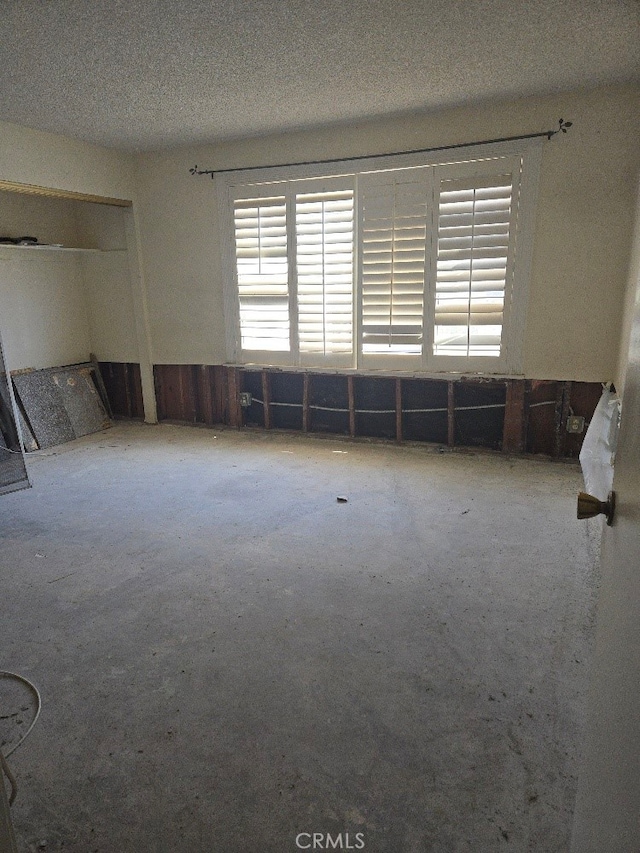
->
[0,422,597,853]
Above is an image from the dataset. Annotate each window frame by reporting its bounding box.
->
[217,139,542,376]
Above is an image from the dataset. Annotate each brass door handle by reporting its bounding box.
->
[577,491,615,526]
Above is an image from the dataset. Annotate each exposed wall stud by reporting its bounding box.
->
[136,365,599,457]
[554,381,572,457]
[302,374,310,432]
[261,370,272,429]
[198,365,215,426]
[227,368,242,428]
[347,376,356,438]
[396,378,403,443]
[503,379,526,453]
[447,381,455,447]
[211,366,227,424]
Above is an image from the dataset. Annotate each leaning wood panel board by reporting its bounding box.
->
[12,371,76,449]
[13,364,110,449]
[0,343,29,491]
[0,377,37,451]
[52,367,111,436]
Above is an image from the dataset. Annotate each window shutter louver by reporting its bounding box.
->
[434,175,514,357]
[233,197,290,352]
[295,190,354,355]
[360,172,429,354]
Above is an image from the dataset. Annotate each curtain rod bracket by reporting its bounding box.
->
[189,118,572,179]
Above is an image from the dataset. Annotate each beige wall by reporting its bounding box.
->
[616,179,640,392]
[0,249,91,370]
[0,244,140,371]
[81,251,140,363]
[0,119,134,200]
[135,83,640,380]
[526,86,638,383]
[570,171,640,853]
[0,122,142,371]
[131,152,224,365]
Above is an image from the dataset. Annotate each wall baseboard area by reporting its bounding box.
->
[105,363,604,459]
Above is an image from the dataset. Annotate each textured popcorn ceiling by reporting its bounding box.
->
[1,0,638,151]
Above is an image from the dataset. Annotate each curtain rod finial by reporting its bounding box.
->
[549,118,573,139]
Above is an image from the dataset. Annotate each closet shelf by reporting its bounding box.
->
[0,244,125,254]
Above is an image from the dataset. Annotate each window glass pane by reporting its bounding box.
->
[361,176,427,355]
[434,179,512,357]
[234,197,289,351]
[296,190,354,356]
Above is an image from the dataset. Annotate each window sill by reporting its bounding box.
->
[225,362,525,381]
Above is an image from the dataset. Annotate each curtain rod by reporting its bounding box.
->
[189,118,571,179]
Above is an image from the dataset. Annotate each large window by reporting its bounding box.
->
[218,142,540,374]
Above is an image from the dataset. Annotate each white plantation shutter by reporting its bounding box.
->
[221,143,538,371]
[360,170,429,354]
[295,190,354,355]
[434,174,515,357]
[233,197,289,352]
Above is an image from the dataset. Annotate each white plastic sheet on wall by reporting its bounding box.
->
[579,386,621,501]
